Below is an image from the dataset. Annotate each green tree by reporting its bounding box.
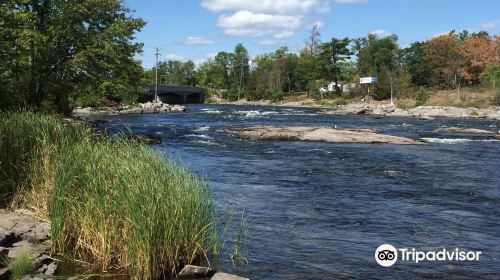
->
[214,52,232,89]
[196,59,225,88]
[0,0,145,112]
[401,41,432,87]
[317,37,353,93]
[231,43,250,100]
[356,34,400,99]
[484,64,500,104]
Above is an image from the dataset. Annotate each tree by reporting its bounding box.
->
[196,59,224,88]
[305,24,321,56]
[485,65,500,92]
[231,43,250,100]
[317,37,353,93]
[214,52,232,89]
[356,34,400,99]
[0,0,145,112]
[401,42,432,87]
[459,35,495,85]
[424,33,463,90]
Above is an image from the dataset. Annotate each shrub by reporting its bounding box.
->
[0,112,219,279]
[223,88,240,101]
[308,79,327,100]
[415,87,430,106]
[395,102,415,110]
[469,110,480,117]
[265,89,283,102]
[1,251,37,280]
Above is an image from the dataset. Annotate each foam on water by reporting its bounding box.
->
[194,126,210,132]
[200,109,222,114]
[183,134,213,140]
[421,138,500,144]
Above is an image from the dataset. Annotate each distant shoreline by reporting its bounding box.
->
[210,100,500,121]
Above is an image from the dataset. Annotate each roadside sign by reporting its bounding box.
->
[360,76,377,84]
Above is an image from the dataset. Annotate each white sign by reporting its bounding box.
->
[360,77,376,84]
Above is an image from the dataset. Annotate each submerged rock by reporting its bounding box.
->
[224,126,424,145]
[435,127,495,134]
[127,133,162,145]
[211,272,250,280]
[177,265,248,280]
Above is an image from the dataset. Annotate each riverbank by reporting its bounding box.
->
[213,99,500,120]
[0,112,221,279]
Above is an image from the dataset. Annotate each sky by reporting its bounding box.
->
[123,0,500,68]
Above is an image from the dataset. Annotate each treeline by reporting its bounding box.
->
[0,0,145,112]
[2,0,499,112]
[147,27,500,102]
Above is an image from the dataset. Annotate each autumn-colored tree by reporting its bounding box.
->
[424,34,463,89]
[458,35,495,85]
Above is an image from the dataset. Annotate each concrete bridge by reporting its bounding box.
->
[141,84,204,104]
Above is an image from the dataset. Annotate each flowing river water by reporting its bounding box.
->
[95,104,499,280]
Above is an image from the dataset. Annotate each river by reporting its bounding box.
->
[95,104,500,280]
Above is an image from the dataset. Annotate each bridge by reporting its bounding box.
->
[141,84,204,104]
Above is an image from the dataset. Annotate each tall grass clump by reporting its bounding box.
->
[0,112,219,279]
[0,111,90,211]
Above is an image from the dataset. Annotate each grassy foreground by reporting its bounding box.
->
[0,112,219,279]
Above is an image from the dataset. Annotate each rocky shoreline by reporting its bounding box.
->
[0,209,54,279]
[0,209,248,279]
[215,100,500,120]
[323,103,500,120]
[72,101,186,116]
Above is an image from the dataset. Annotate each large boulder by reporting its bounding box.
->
[224,126,424,145]
[178,265,215,278]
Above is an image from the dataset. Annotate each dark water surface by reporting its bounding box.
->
[95,104,500,280]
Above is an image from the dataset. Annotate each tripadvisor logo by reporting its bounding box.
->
[375,244,482,267]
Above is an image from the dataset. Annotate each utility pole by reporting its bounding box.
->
[238,63,244,101]
[238,51,245,101]
[154,47,160,103]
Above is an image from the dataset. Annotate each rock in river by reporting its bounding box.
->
[435,127,495,134]
[224,126,424,145]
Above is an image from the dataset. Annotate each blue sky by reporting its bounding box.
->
[123,0,500,68]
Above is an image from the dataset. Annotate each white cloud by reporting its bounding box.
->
[310,20,325,29]
[258,39,277,46]
[202,0,364,39]
[217,10,302,37]
[370,29,392,38]
[334,0,368,4]
[205,52,218,58]
[184,36,215,45]
[480,21,497,30]
[274,30,295,39]
[166,53,185,61]
[201,0,319,14]
[218,11,302,30]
